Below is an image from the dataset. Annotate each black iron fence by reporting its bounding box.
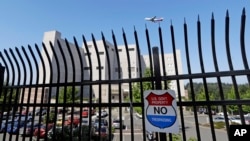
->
[0,8,249,141]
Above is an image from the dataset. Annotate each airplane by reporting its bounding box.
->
[145,16,164,23]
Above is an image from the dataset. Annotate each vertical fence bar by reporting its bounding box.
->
[152,47,167,141]
[170,20,186,141]
[122,28,135,141]
[196,16,217,141]
[82,34,94,139]
[101,32,113,141]
[240,8,250,84]
[0,64,4,97]
[225,10,244,120]
[112,30,124,141]
[210,13,230,138]
[183,20,202,141]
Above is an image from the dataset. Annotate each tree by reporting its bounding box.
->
[241,87,250,113]
[227,86,238,114]
[58,86,80,103]
[131,68,171,114]
[0,82,19,112]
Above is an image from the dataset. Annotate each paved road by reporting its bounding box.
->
[112,110,228,141]
[183,115,228,141]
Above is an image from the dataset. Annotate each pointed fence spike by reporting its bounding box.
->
[242,8,246,15]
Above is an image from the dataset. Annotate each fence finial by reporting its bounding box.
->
[242,8,246,15]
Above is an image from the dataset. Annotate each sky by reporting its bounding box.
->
[0,0,249,83]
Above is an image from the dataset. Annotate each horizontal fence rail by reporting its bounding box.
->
[0,8,249,141]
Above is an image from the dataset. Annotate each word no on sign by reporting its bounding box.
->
[144,90,179,133]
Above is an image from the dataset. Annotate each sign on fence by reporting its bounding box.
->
[144,90,179,133]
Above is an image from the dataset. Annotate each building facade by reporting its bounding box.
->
[32,30,185,104]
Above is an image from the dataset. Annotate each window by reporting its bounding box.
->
[118,49,122,52]
[99,52,104,55]
[87,45,92,48]
[84,67,90,70]
[128,48,135,51]
[96,66,104,70]
[85,53,91,56]
[115,67,122,72]
[129,67,135,72]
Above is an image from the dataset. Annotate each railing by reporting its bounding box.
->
[0,8,249,141]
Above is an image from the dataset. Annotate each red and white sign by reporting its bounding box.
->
[144,90,179,133]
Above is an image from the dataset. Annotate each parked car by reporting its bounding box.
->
[35,108,47,116]
[230,116,250,125]
[19,122,42,137]
[93,126,109,141]
[112,118,124,129]
[212,116,226,123]
[244,116,250,124]
[0,112,10,120]
[211,116,238,124]
[0,120,13,133]
[217,112,229,116]
[96,110,108,118]
[47,125,95,140]
[33,123,53,138]
[6,120,26,134]
[94,118,108,127]
[82,109,89,118]
[230,116,242,124]
[14,114,33,123]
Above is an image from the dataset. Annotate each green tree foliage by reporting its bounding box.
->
[0,83,19,111]
[131,68,152,114]
[131,68,171,114]
[58,86,80,103]
[132,68,152,103]
[185,82,250,113]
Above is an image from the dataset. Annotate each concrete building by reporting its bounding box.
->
[142,50,185,98]
[28,30,185,105]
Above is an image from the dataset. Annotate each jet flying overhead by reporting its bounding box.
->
[145,16,164,23]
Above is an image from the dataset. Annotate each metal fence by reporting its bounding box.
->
[0,8,249,141]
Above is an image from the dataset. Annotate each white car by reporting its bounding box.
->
[96,110,108,118]
[230,117,241,124]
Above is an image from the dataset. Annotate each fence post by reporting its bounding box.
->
[152,47,167,141]
[0,64,5,97]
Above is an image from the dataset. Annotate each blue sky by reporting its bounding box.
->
[0,1,249,83]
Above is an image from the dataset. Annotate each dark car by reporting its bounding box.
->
[94,118,108,127]
[7,120,26,134]
[35,108,47,116]
[0,120,13,133]
[19,122,42,137]
[93,126,109,141]
[33,123,54,139]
